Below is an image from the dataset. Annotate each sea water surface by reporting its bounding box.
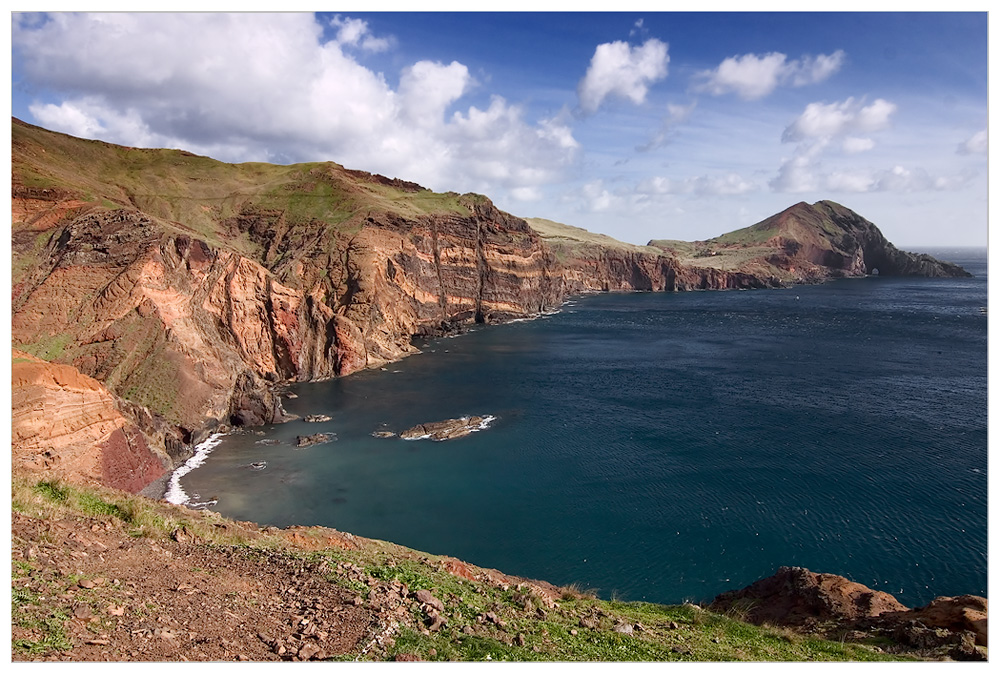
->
[175,248,987,606]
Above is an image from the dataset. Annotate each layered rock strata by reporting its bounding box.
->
[11,349,171,492]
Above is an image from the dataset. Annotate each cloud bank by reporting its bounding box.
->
[12,12,578,199]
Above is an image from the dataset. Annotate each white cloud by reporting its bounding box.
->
[510,186,543,202]
[330,14,393,52]
[957,129,987,155]
[842,136,875,154]
[770,97,947,195]
[399,60,472,125]
[12,12,579,200]
[824,170,875,192]
[577,38,669,113]
[696,50,845,100]
[873,165,976,192]
[637,172,756,196]
[579,180,620,212]
[769,139,828,193]
[782,97,896,143]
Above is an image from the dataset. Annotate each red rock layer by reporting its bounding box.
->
[11,349,168,492]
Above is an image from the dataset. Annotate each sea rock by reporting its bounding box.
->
[371,430,396,438]
[295,433,336,448]
[708,566,909,627]
[304,414,332,423]
[399,416,490,441]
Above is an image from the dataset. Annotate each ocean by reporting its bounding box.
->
[171,248,987,607]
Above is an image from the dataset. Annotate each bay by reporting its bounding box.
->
[175,248,987,606]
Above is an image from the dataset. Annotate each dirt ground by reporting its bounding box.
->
[11,510,375,662]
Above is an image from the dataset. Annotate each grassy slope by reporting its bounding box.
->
[12,119,474,257]
[525,217,661,255]
[11,474,908,662]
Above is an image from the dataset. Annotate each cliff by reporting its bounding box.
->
[12,120,563,462]
[10,119,970,495]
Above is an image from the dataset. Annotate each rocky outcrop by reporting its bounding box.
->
[296,433,337,447]
[709,566,908,625]
[887,595,988,647]
[11,349,171,493]
[710,567,987,660]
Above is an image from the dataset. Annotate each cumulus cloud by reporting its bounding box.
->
[12,12,579,198]
[330,14,393,52]
[577,38,669,113]
[782,97,896,142]
[957,129,987,155]
[873,166,976,192]
[695,50,845,100]
[771,97,906,194]
[580,179,620,212]
[398,60,472,125]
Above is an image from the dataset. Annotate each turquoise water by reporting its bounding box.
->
[177,248,987,606]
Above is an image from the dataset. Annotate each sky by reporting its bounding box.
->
[9,9,990,247]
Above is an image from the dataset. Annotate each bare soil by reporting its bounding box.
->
[11,510,374,662]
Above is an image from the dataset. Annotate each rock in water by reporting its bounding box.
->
[399,416,491,441]
[304,414,332,423]
[295,433,336,448]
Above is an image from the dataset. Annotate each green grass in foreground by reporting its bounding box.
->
[11,474,912,662]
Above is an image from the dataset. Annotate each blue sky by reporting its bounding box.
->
[10,10,989,246]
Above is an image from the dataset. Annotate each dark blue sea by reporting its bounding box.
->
[173,248,987,607]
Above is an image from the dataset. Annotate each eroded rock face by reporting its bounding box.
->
[11,349,170,493]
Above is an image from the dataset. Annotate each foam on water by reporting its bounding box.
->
[164,433,224,506]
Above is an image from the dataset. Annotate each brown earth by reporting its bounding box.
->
[11,510,371,662]
[11,488,566,663]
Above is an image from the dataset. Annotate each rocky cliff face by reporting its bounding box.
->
[11,350,172,493]
[10,120,972,494]
[12,142,567,462]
